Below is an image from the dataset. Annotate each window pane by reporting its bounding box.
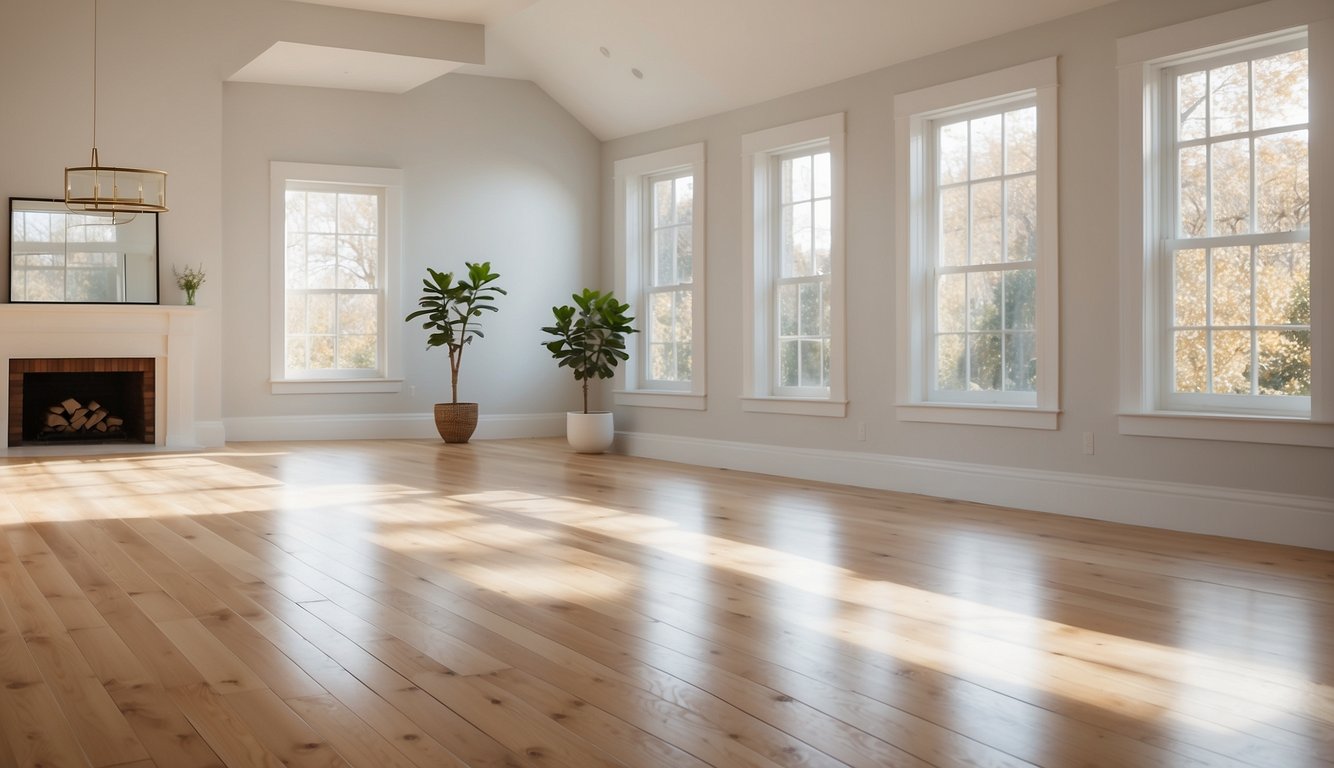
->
[813,152,831,199]
[799,281,821,336]
[1211,139,1251,235]
[1253,49,1307,130]
[650,343,672,380]
[1211,246,1251,327]
[799,339,823,387]
[309,336,335,369]
[1173,249,1206,327]
[650,291,673,346]
[654,179,673,226]
[1178,145,1208,238]
[1177,70,1207,141]
[778,283,798,336]
[969,334,1002,390]
[970,114,1002,179]
[967,271,1001,331]
[1255,130,1308,234]
[307,235,336,289]
[308,294,334,334]
[1005,175,1036,262]
[1004,107,1037,174]
[286,337,307,371]
[939,186,968,267]
[779,340,799,387]
[1255,243,1309,326]
[1212,329,1251,394]
[1257,330,1309,395]
[337,193,377,235]
[337,235,377,289]
[285,236,306,289]
[813,199,832,275]
[936,334,966,390]
[285,295,306,336]
[675,176,693,224]
[786,155,812,203]
[285,191,306,234]
[337,334,377,369]
[1209,61,1249,136]
[939,121,968,185]
[1173,330,1207,393]
[338,294,377,335]
[674,289,693,342]
[1003,269,1035,330]
[1005,331,1036,392]
[654,229,674,285]
[306,192,337,233]
[784,201,813,277]
[936,273,965,332]
[970,180,1003,264]
[675,225,693,283]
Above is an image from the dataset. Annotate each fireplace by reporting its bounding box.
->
[8,358,155,446]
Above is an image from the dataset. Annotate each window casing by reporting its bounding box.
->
[613,144,706,409]
[895,58,1059,429]
[269,162,402,394]
[1117,0,1331,447]
[741,113,846,418]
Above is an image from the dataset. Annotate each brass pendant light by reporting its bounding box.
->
[64,0,168,218]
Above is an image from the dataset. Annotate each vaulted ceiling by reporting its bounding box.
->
[247,0,1120,139]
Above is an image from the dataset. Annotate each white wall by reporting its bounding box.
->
[599,0,1334,543]
[221,74,600,431]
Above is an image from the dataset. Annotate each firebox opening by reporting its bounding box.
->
[22,372,147,444]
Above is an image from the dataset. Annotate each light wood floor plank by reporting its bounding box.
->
[0,438,1330,768]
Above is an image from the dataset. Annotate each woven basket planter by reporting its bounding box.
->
[433,402,478,443]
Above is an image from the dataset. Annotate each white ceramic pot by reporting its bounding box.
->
[566,411,614,454]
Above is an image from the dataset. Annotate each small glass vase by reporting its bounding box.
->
[185,287,197,306]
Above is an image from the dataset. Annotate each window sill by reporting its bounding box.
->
[741,397,847,418]
[1118,411,1333,448]
[270,378,403,395]
[614,391,706,410]
[896,403,1059,430]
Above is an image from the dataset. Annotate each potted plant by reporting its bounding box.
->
[540,288,636,453]
[405,261,506,443]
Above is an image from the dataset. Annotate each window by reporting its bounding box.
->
[895,58,1059,429]
[1164,40,1309,412]
[741,113,846,417]
[613,144,706,409]
[269,162,402,394]
[1118,1,1330,447]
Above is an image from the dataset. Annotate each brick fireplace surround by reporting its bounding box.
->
[0,304,199,451]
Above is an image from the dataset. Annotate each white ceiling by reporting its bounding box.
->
[277,0,1121,139]
[230,42,465,93]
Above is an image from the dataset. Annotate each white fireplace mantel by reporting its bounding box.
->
[1,304,201,451]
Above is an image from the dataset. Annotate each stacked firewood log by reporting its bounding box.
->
[41,398,124,436]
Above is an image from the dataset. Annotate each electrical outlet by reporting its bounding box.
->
[857,421,867,441]
[1082,431,1095,455]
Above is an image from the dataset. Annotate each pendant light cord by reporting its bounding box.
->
[91,0,98,156]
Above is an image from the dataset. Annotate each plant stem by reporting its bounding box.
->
[582,378,589,414]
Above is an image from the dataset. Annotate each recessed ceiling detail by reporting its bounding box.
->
[228,42,464,94]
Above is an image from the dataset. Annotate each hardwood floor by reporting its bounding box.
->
[0,438,1330,768]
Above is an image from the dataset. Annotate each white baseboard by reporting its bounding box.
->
[223,412,566,442]
[615,432,1334,551]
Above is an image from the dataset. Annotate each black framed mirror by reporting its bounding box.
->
[8,197,159,304]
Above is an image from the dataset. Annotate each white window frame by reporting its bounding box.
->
[894,58,1060,430]
[740,113,847,418]
[269,162,403,395]
[1117,0,1333,447]
[613,143,707,410]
